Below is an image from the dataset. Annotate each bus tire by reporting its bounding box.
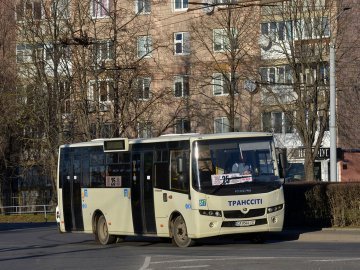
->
[172,215,195,248]
[96,215,116,245]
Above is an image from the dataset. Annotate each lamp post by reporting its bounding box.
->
[329,7,351,182]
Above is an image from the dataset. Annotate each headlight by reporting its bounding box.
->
[199,210,222,217]
[267,204,283,214]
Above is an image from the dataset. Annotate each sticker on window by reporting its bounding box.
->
[211,173,252,186]
[106,176,122,187]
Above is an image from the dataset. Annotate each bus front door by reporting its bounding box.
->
[131,152,157,235]
[62,148,84,232]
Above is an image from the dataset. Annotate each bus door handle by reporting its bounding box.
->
[163,193,167,202]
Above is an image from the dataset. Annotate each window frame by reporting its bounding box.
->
[174,76,189,97]
[93,40,114,64]
[135,0,151,14]
[16,0,43,22]
[51,0,70,19]
[174,118,191,134]
[174,32,190,55]
[91,0,110,19]
[262,111,294,134]
[137,121,152,138]
[174,0,189,11]
[88,79,114,111]
[137,77,151,100]
[214,117,230,133]
[137,35,152,58]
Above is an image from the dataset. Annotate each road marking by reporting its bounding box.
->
[168,265,209,269]
[139,256,151,270]
[311,258,360,262]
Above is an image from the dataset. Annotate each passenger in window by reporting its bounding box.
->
[232,156,251,175]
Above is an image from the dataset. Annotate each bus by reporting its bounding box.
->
[57,132,284,247]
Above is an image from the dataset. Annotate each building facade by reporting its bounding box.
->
[12,0,359,184]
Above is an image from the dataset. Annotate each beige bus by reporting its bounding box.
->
[57,132,284,247]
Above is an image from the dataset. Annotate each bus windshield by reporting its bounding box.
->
[192,137,281,195]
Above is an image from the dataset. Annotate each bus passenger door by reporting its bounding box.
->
[131,152,157,234]
[62,148,84,232]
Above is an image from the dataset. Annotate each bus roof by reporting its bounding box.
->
[59,132,273,149]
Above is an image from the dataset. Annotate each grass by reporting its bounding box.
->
[0,214,56,223]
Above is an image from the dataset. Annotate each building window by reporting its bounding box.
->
[88,80,114,111]
[174,32,190,55]
[137,35,152,58]
[138,121,152,138]
[174,76,189,97]
[213,29,228,52]
[214,117,229,133]
[213,73,232,96]
[93,40,114,64]
[174,119,190,134]
[16,44,33,63]
[262,111,294,134]
[174,0,188,11]
[92,0,110,18]
[260,65,293,84]
[58,80,71,114]
[294,17,330,40]
[213,28,237,52]
[16,43,43,63]
[52,0,69,19]
[261,21,292,42]
[135,0,151,14]
[16,0,42,21]
[137,77,151,100]
[101,123,114,138]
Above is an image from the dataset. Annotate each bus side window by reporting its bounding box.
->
[154,150,169,190]
[90,148,105,188]
[170,150,189,193]
[154,162,169,190]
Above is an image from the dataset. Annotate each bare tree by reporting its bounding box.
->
[259,0,340,181]
[189,3,261,133]
[0,0,18,208]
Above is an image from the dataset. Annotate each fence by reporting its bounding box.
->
[0,204,55,220]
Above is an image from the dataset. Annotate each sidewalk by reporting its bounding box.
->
[277,228,360,243]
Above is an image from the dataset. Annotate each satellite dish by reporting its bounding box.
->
[202,0,215,14]
[244,79,257,93]
[259,35,272,51]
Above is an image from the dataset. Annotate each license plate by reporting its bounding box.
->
[235,220,255,227]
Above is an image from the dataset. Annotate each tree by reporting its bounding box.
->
[259,0,340,181]
[189,2,262,133]
[0,0,18,208]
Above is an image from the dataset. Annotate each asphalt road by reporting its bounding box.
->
[0,223,359,270]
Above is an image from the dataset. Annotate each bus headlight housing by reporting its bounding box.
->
[267,204,283,214]
[199,210,222,217]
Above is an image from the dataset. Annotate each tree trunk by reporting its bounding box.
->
[304,148,315,181]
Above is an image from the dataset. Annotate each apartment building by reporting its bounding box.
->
[13,0,359,182]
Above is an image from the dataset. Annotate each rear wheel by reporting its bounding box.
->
[172,216,195,248]
[96,215,116,245]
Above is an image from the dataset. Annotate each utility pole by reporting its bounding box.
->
[329,43,337,182]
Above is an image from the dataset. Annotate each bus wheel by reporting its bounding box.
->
[96,215,116,245]
[172,216,194,248]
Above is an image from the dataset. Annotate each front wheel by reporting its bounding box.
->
[96,215,116,245]
[172,216,195,248]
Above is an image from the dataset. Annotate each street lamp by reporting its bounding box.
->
[329,7,351,182]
